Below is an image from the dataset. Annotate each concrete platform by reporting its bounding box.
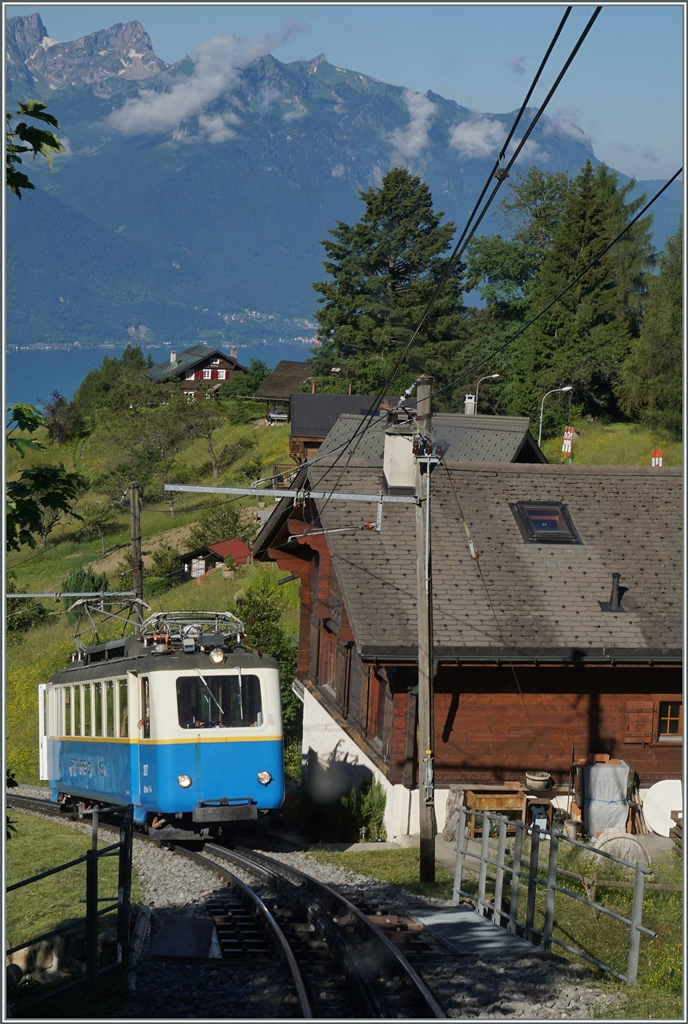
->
[410,907,559,961]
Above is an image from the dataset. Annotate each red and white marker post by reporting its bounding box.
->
[651,449,663,467]
[562,425,574,455]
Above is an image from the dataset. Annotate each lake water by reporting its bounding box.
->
[5,342,314,407]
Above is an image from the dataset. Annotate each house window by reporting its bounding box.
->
[203,369,212,380]
[218,369,227,380]
[510,501,580,544]
[186,371,196,380]
[191,558,206,578]
[658,701,682,741]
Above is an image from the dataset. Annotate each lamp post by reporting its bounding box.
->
[538,386,573,448]
[474,374,500,413]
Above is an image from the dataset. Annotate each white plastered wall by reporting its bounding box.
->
[301,687,450,838]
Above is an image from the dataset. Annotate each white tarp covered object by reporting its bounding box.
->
[583,761,632,837]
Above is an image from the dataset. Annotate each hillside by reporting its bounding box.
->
[6,13,681,351]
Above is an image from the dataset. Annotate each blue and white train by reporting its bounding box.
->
[39,611,285,839]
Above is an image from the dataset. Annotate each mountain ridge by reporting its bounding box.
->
[6,14,681,351]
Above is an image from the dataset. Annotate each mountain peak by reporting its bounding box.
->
[7,16,166,91]
[307,53,327,73]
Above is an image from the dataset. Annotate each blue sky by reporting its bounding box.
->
[6,3,685,181]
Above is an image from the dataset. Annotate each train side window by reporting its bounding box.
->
[65,687,72,736]
[140,677,150,738]
[84,683,92,736]
[94,682,104,737]
[55,687,63,736]
[176,674,263,728]
[74,685,81,736]
[105,680,115,737]
[118,679,128,738]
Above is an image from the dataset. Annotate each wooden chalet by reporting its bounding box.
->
[253,361,311,418]
[253,433,682,839]
[180,538,251,581]
[149,344,247,395]
[288,393,399,464]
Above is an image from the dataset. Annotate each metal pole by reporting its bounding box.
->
[525,824,541,943]
[129,482,144,634]
[509,823,524,933]
[543,829,559,951]
[627,859,646,983]
[117,807,134,963]
[453,804,466,905]
[477,811,491,917]
[494,816,508,924]
[86,810,99,989]
[415,374,436,883]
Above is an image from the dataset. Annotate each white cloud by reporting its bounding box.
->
[449,116,506,159]
[198,111,241,144]
[508,53,528,76]
[389,89,436,160]
[107,25,295,141]
[542,106,589,143]
[282,108,306,122]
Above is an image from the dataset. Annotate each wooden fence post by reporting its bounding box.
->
[477,812,491,916]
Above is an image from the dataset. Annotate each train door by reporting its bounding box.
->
[134,675,152,815]
[38,684,48,780]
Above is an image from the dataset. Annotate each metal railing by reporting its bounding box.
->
[451,805,657,983]
[7,804,134,995]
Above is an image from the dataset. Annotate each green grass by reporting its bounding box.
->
[541,420,682,466]
[6,810,144,952]
[307,846,454,901]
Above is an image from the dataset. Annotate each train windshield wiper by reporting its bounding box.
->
[194,668,224,720]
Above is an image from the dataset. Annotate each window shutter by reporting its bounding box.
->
[624,701,654,743]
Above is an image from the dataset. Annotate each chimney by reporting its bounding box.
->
[230,345,238,360]
[599,572,626,613]
[170,350,177,365]
[311,379,317,394]
[383,428,415,494]
[464,393,476,415]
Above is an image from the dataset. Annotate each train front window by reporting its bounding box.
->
[176,674,263,729]
[65,687,71,736]
[94,682,104,737]
[106,681,115,737]
[74,685,81,736]
[84,684,92,736]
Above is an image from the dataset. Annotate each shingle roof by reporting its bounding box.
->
[290,393,394,438]
[309,463,681,661]
[319,413,546,465]
[253,361,311,400]
[149,344,246,382]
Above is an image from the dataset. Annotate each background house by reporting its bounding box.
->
[254,447,681,840]
[288,392,399,464]
[253,361,311,419]
[180,538,251,581]
[149,344,247,395]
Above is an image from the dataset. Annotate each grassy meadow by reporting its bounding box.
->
[540,419,682,466]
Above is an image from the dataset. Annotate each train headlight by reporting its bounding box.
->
[209,648,225,665]
[177,774,192,788]
[257,770,272,786]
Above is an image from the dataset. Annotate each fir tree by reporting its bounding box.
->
[311,167,465,393]
[505,161,654,430]
[617,219,682,433]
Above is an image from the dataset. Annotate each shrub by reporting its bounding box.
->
[341,776,387,841]
[6,571,48,639]
[147,540,183,595]
[187,499,255,550]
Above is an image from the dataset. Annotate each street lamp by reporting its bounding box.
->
[474,374,500,412]
[538,386,573,448]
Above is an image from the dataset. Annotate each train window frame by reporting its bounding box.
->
[94,682,104,737]
[74,684,82,737]
[176,673,264,729]
[84,683,92,736]
[105,680,115,737]
[55,686,63,736]
[118,678,128,738]
[140,677,150,739]
[65,686,72,736]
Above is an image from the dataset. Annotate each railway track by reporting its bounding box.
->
[7,793,445,1018]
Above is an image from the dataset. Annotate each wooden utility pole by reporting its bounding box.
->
[129,481,144,634]
[415,374,437,882]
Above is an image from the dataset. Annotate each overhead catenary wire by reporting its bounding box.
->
[304,6,602,519]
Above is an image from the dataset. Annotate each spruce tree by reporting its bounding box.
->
[617,219,682,433]
[311,167,465,394]
[505,161,654,430]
